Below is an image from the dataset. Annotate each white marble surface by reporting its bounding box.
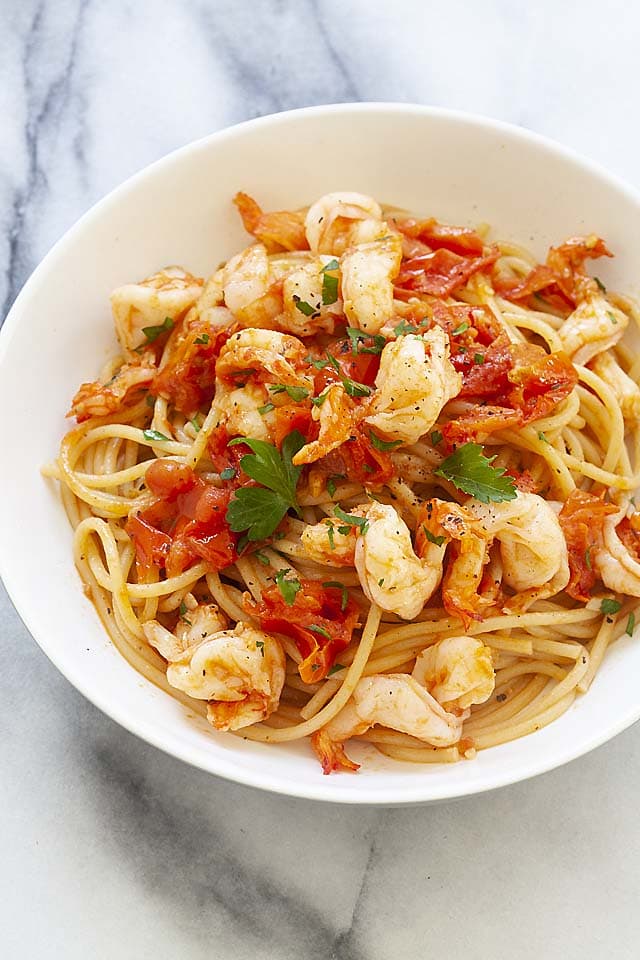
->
[2,1,640,957]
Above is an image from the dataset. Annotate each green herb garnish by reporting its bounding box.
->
[368,430,402,452]
[600,598,622,616]
[142,316,174,342]
[434,442,517,504]
[274,568,301,606]
[322,580,349,612]
[143,429,170,442]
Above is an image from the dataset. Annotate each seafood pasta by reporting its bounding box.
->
[47,190,640,773]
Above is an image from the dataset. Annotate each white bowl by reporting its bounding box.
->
[2,103,640,805]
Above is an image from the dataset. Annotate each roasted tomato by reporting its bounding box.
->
[245,580,360,682]
[394,217,486,256]
[233,191,308,252]
[558,490,618,601]
[126,459,237,578]
[395,246,499,298]
[152,317,234,415]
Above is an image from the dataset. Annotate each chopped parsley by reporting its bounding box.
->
[274,568,301,606]
[178,601,192,625]
[308,624,331,639]
[626,612,636,637]
[594,277,607,293]
[368,430,402,452]
[393,320,416,336]
[345,326,386,356]
[255,640,265,656]
[538,431,548,443]
[334,505,370,534]
[258,402,275,415]
[327,474,345,497]
[423,527,445,547]
[434,442,517,504]
[142,316,174,342]
[220,467,236,481]
[474,353,485,365]
[452,320,469,336]
[143,429,170,442]
[253,550,270,566]
[600,598,622,616]
[293,297,318,317]
[322,580,349,612]
[430,430,443,446]
[321,262,339,305]
[145,394,156,408]
[190,416,201,433]
[327,663,345,676]
[269,384,310,402]
[194,333,210,344]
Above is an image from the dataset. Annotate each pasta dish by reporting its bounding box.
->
[46,190,640,773]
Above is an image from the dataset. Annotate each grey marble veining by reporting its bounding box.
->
[3,1,640,957]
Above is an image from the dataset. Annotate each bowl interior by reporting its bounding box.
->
[2,104,639,803]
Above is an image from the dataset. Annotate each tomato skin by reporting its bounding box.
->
[273,403,315,448]
[245,581,360,682]
[395,218,486,256]
[396,247,499,298]
[126,462,237,578]
[558,490,618,601]
[152,318,234,415]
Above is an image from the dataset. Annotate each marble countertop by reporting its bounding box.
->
[3,1,640,957]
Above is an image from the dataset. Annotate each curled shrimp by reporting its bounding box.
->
[468,491,570,609]
[69,355,157,423]
[292,384,358,466]
[365,329,462,444]
[596,508,640,597]
[304,191,386,255]
[215,328,310,385]
[590,351,640,421]
[111,267,203,356]
[312,632,494,773]
[341,234,403,334]
[281,259,342,336]
[558,295,628,365]
[143,601,228,661]
[416,499,491,628]
[212,382,272,441]
[355,501,444,619]
[412,636,495,711]
[147,620,286,731]
[220,244,271,316]
[300,509,368,566]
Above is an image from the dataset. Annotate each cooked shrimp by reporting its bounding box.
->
[341,234,403,333]
[111,267,203,356]
[596,509,640,597]
[292,384,357,466]
[305,191,386,255]
[365,329,462,444]
[412,636,495,711]
[215,328,310,385]
[143,601,228,661]
[156,621,286,730]
[590,351,640,420]
[468,491,570,608]
[300,512,365,566]
[558,295,628,365]
[311,674,465,773]
[69,356,157,422]
[212,382,271,440]
[355,502,444,619]
[281,259,342,336]
[220,244,271,316]
[416,499,491,627]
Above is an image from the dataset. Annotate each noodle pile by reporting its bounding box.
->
[44,191,640,773]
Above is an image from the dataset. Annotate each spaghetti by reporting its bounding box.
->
[45,190,640,774]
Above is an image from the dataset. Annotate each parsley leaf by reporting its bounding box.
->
[255,640,265,656]
[311,391,329,407]
[179,601,192,625]
[327,663,345,676]
[142,316,174,342]
[423,527,445,547]
[327,474,345,497]
[305,354,331,370]
[321,258,339,272]
[143,429,170,442]
[538,431,548,443]
[253,550,270,566]
[269,384,309,402]
[369,430,402,452]
[474,353,485,365]
[342,378,372,398]
[626,612,636,637]
[225,431,305,540]
[430,430,443,446]
[258,402,275,415]
[323,580,349,612]
[190,416,201,433]
[194,333,210,344]
[275,568,301,606]
[600,598,622,616]
[308,624,331,639]
[434,442,517,503]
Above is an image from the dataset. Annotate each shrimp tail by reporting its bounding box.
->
[311,730,360,775]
